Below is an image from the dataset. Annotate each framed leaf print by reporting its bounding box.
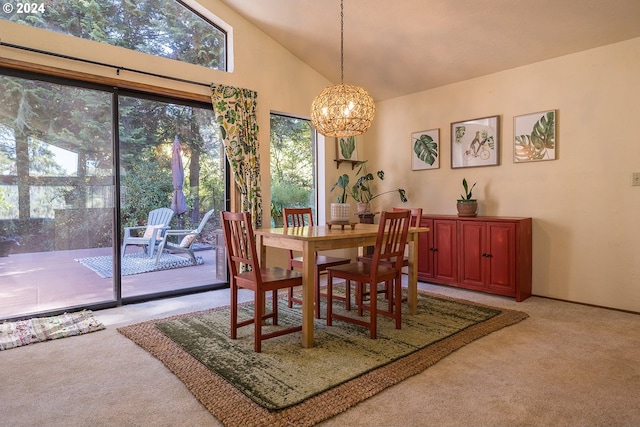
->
[451,115,500,169]
[336,136,358,161]
[514,110,556,162]
[412,129,439,170]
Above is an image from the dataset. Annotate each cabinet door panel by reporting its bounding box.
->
[433,220,457,283]
[486,222,516,292]
[458,221,485,287]
[417,217,434,280]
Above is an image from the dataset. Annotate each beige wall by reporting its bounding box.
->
[3,4,639,312]
[357,37,640,312]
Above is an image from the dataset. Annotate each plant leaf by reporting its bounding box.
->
[413,134,438,165]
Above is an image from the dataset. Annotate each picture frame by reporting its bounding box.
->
[411,129,440,170]
[336,136,358,161]
[514,110,556,162]
[451,115,500,169]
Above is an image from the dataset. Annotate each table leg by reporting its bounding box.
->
[407,237,418,315]
[301,241,315,348]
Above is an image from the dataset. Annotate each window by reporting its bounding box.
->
[270,113,318,226]
[3,0,229,70]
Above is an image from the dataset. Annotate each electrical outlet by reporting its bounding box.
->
[633,173,640,186]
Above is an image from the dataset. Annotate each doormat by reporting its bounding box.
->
[1,310,105,351]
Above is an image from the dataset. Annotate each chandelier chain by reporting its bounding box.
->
[340,0,344,84]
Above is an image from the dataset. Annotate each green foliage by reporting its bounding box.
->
[270,114,315,221]
[413,134,438,166]
[332,161,407,208]
[5,0,226,70]
[330,174,351,203]
[120,152,173,229]
[459,178,477,201]
[514,112,556,162]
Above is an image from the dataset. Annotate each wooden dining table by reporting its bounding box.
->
[254,223,429,348]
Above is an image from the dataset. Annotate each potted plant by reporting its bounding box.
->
[457,178,478,217]
[350,161,407,213]
[329,173,352,222]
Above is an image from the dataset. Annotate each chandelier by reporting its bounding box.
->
[310,0,375,138]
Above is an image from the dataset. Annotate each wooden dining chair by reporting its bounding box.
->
[283,207,351,319]
[220,211,303,353]
[326,210,411,339]
[356,207,422,266]
[355,207,422,301]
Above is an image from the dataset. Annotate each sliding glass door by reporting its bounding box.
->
[118,93,226,300]
[0,71,116,318]
[0,69,228,320]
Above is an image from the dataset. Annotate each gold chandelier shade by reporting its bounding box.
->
[310,83,376,138]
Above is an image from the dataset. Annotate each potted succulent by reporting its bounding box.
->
[457,178,478,217]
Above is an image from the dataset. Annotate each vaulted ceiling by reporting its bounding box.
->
[218,0,640,101]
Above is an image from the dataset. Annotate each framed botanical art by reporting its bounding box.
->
[451,115,500,169]
[514,110,556,162]
[411,129,439,170]
[336,136,358,161]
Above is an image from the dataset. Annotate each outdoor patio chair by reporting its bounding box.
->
[154,209,215,265]
[122,207,174,259]
[221,210,303,353]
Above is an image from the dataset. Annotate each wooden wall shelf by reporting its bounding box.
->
[334,159,359,169]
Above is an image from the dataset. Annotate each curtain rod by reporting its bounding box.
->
[0,41,213,88]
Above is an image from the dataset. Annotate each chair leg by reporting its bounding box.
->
[326,272,334,326]
[314,269,322,319]
[394,276,402,329]
[230,282,238,340]
[370,282,377,339]
[271,289,279,325]
[254,288,263,353]
[288,287,295,308]
[187,249,197,265]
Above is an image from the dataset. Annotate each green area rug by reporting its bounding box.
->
[75,252,204,278]
[0,310,105,351]
[118,291,528,427]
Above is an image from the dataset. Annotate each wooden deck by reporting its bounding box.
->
[0,246,225,320]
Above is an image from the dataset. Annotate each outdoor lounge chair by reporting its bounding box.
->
[122,207,174,259]
[154,209,215,265]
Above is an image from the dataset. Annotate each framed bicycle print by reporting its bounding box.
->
[451,115,500,169]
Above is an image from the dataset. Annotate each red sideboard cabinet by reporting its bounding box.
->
[418,214,532,302]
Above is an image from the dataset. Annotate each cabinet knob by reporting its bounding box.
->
[482,253,493,258]
[430,247,438,252]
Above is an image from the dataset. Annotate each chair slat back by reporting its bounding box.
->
[283,207,314,227]
[392,207,423,227]
[148,207,174,226]
[370,210,411,277]
[283,207,314,262]
[220,211,260,282]
[195,209,216,233]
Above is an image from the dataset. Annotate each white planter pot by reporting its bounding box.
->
[330,203,351,222]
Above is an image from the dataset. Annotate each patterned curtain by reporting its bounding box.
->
[210,84,263,228]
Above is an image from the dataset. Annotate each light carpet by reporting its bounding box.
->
[118,291,528,427]
[0,310,105,351]
[75,252,204,278]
